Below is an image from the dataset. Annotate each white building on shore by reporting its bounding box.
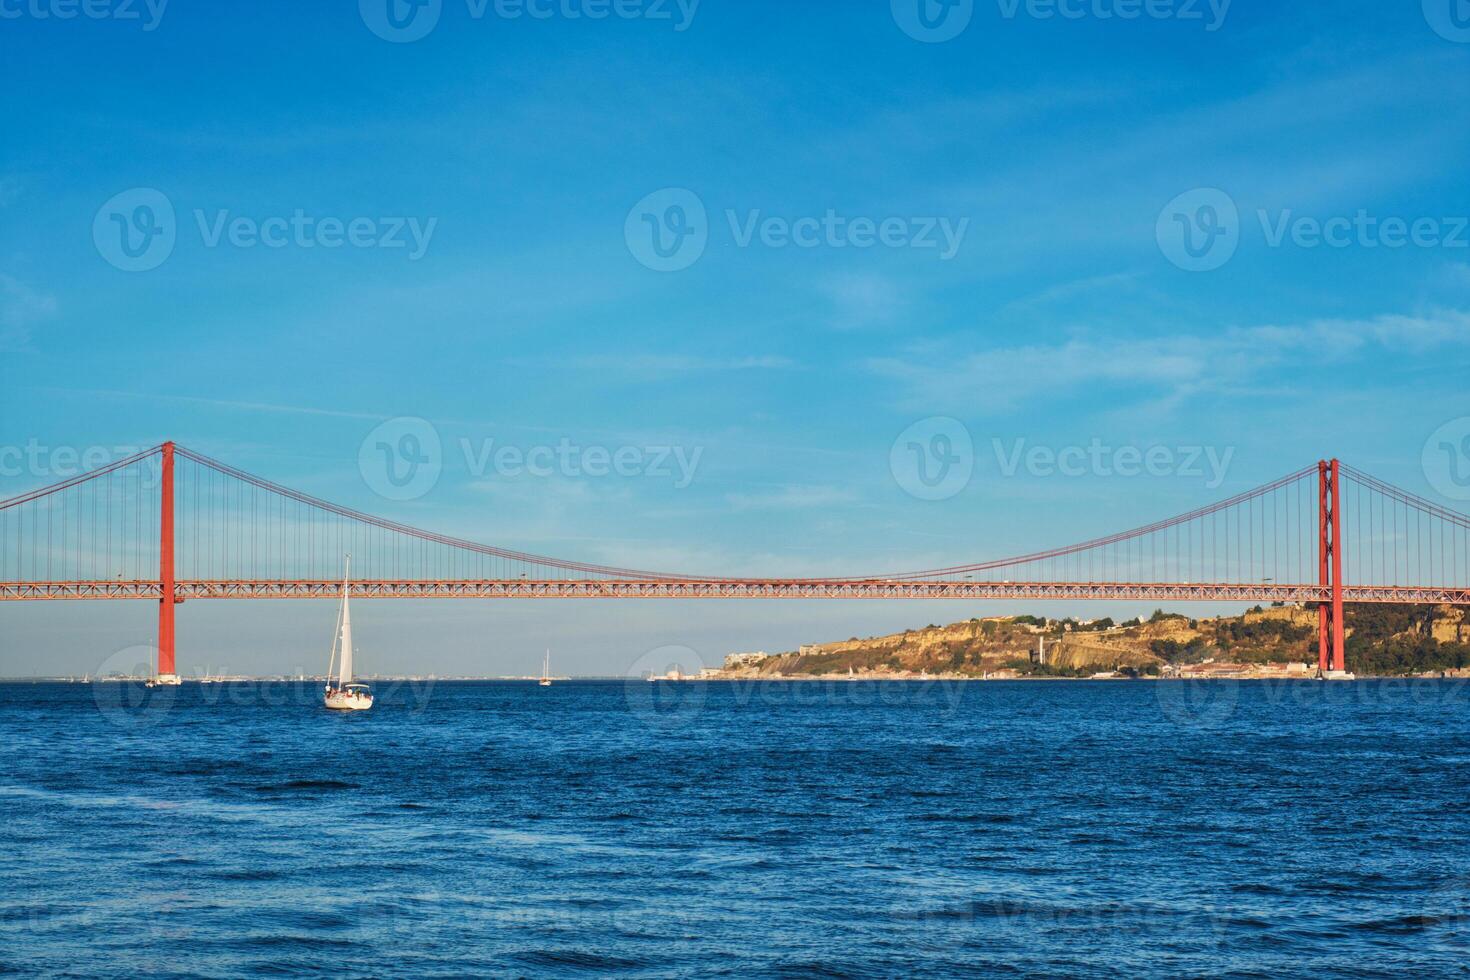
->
[723,651,772,670]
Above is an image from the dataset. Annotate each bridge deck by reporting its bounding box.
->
[3,580,1466,604]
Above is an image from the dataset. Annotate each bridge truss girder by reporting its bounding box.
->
[3,579,1467,604]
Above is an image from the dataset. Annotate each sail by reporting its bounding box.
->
[338,592,353,686]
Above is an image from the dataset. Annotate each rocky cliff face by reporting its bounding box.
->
[762,617,1041,676]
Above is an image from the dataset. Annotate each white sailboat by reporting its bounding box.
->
[324,555,373,711]
[539,649,553,686]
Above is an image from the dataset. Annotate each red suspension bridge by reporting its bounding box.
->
[2,442,1468,679]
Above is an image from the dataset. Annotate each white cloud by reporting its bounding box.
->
[24,385,385,420]
[820,272,905,329]
[867,308,1470,414]
[0,274,57,351]
[891,51,1470,271]
[725,484,858,511]
[1441,263,1470,289]
[868,338,1203,413]
[1234,309,1470,355]
[569,353,795,380]
[998,271,1147,316]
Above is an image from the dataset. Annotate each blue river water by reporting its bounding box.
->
[2,678,1468,978]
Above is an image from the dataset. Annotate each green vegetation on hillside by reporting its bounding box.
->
[1338,604,1470,675]
[1149,637,1210,664]
[741,603,1470,678]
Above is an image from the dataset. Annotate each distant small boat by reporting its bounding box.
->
[539,649,553,687]
[147,667,182,687]
[324,555,373,711]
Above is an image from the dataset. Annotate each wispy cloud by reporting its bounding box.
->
[868,339,1200,413]
[725,484,859,511]
[867,308,1470,414]
[998,271,1146,315]
[916,50,1470,269]
[1443,262,1470,289]
[568,353,795,380]
[0,274,57,351]
[819,272,905,330]
[1240,308,1470,354]
[24,386,387,420]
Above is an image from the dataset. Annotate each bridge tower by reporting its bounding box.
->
[1317,458,1346,674]
[156,441,180,684]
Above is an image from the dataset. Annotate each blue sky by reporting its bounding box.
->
[3,0,1470,676]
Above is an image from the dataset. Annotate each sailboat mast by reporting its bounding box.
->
[338,555,353,687]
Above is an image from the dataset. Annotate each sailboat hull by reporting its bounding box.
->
[324,690,373,710]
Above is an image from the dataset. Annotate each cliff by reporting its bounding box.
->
[722,604,1469,678]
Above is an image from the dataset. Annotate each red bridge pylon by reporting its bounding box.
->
[156,441,180,684]
[1318,458,1346,674]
